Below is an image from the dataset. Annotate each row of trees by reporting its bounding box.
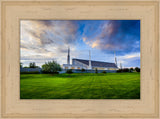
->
[20,62,39,68]
[21,61,62,73]
[117,67,140,73]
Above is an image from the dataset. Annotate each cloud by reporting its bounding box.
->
[20,20,80,56]
[21,20,79,46]
[21,55,55,60]
[116,52,140,68]
[82,20,140,54]
[118,52,140,60]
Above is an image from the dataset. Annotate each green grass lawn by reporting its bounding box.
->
[20,73,140,99]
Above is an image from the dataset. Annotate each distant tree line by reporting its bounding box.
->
[117,67,140,73]
[20,62,40,68]
[20,60,62,74]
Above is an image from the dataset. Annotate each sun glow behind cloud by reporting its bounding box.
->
[20,20,140,68]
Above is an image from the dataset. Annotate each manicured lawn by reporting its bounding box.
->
[20,73,140,99]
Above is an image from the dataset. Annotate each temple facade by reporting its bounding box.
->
[63,47,118,70]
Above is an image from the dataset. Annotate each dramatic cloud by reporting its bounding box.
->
[20,20,80,65]
[20,20,140,68]
[82,20,140,54]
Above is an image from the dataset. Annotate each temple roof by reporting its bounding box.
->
[72,58,118,68]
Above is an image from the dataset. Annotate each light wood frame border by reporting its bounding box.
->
[0,0,160,118]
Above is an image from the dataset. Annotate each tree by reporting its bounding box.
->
[117,69,122,73]
[29,62,37,68]
[135,67,140,72]
[66,69,73,74]
[95,68,98,73]
[24,66,29,68]
[102,70,106,74]
[122,68,129,72]
[117,68,130,73]
[130,67,133,72]
[20,62,23,68]
[42,60,62,74]
[81,68,85,72]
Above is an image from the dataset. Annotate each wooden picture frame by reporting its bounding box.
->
[0,0,159,118]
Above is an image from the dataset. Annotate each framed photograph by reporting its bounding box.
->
[0,0,159,118]
[20,19,140,99]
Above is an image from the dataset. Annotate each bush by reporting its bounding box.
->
[81,68,85,72]
[117,69,122,73]
[20,62,23,68]
[42,60,62,74]
[135,67,140,72]
[95,68,98,73]
[20,71,40,74]
[117,68,130,73]
[23,66,29,68]
[42,71,59,74]
[102,71,106,73]
[66,69,73,74]
[122,68,129,72]
[130,67,134,72]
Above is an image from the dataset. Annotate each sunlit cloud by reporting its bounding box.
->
[82,20,140,53]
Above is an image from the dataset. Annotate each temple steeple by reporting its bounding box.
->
[67,47,70,64]
[114,51,117,66]
[88,50,92,69]
[120,62,122,69]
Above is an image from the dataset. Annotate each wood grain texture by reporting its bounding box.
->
[0,0,159,118]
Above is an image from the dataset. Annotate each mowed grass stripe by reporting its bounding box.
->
[20,73,140,99]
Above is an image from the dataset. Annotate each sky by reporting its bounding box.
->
[20,20,140,68]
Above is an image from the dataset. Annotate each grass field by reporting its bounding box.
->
[20,73,140,99]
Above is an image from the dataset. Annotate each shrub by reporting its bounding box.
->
[102,71,107,73]
[117,69,122,73]
[95,68,98,73]
[135,67,140,72]
[66,69,73,74]
[122,68,129,72]
[117,68,131,73]
[130,67,134,72]
[81,68,85,72]
[20,62,23,68]
[23,66,29,68]
[20,71,40,74]
[42,60,62,74]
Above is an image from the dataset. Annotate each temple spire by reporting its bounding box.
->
[114,51,117,66]
[120,62,122,69]
[88,50,92,69]
[67,47,70,64]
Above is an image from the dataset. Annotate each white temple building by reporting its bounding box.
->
[63,47,118,70]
